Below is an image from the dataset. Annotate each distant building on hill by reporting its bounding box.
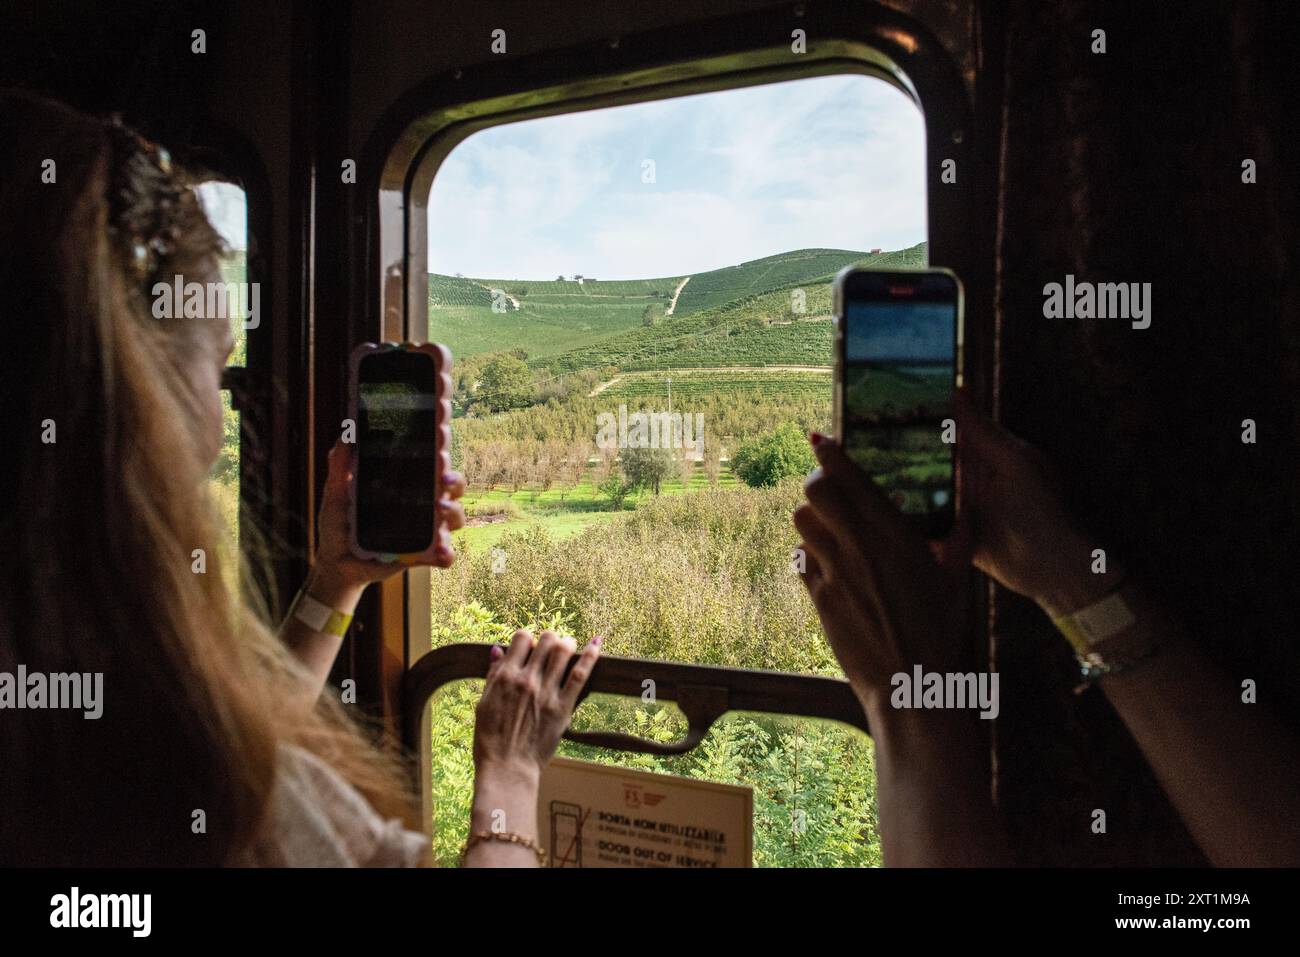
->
[871,248,882,254]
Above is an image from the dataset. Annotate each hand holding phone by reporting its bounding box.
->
[347,342,453,562]
[833,267,963,539]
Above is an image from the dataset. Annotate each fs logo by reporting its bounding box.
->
[623,783,665,809]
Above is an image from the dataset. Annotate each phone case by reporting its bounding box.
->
[831,265,964,537]
[346,341,453,563]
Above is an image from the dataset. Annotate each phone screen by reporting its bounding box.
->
[355,350,439,554]
[839,271,959,538]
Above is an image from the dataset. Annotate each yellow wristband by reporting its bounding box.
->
[289,588,353,638]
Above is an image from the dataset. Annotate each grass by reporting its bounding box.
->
[456,468,739,549]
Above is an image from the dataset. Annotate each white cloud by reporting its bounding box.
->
[426,73,926,278]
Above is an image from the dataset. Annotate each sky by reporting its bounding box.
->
[195,181,247,251]
[425,74,927,280]
[846,301,954,363]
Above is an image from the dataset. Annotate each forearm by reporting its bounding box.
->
[1096,630,1300,866]
[463,764,542,867]
[1041,571,1300,866]
[864,700,1008,867]
[277,566,366,704]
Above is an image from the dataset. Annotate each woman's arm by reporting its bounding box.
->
[277,439,467,702]
[463,629,601,867]
[795,434,1008,866]
[957,396,1300,866]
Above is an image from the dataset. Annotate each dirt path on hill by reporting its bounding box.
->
[664,276,691,315]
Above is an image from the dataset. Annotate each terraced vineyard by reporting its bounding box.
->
[428,273,494,307]
[471,277,681,299]
[541,286,838,376]
[601,369,832,402]
[671,247,873,315]
[429,273,685,359]
[428,243,929,365]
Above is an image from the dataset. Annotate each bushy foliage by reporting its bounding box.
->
[619,445,676,496]
[426,482,880,866]
[476,353,534,412]
[731,423,817,488]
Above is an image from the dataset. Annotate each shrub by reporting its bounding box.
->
[731,422,816,488]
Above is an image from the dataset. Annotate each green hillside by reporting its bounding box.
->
[538,278,839,376]
[429,241,928,372]
[669,243,933,317]
[602,368,831,402]
[429,273,682,360]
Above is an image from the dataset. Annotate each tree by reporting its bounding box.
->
[703,439,724,486]
[676,448,695,489]
[731,423,816,488]
[478,354,533,412]
[598,474,630,509]
[642,304,659,327]
[620,445,676,496]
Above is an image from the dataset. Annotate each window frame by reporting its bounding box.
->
[359,2,989,827]
[183,134,277,603]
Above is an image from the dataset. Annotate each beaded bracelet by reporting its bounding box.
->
[460,830,548,867]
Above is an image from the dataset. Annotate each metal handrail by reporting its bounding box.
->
[402,642,870,755]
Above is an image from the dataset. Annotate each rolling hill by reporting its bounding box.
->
[430,241,929,399]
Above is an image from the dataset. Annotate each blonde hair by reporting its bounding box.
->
[0,90,419,865]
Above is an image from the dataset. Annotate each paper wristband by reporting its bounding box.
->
[1052,590,1136,657]
[290,590,353,638]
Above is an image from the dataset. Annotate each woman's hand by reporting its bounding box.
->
[793,433,970,709]
[953,391,1120,616]
[793,432,1006,865]
[463,630,601,867]
[473,629,601,784]
[308,435,467,605]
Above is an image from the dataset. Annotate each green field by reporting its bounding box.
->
[455,466,739,549]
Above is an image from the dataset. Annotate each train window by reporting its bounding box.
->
[411,74,923,866]
[425,75,925,675]
[195,180,249,545]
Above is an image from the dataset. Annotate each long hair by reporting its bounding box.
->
[0,90,420,866]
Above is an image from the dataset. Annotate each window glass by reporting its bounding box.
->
[423,75,924,867]
[425,74,926,673]
[195,180,248,545]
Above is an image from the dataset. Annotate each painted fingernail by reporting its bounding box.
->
[809,431,823,446]
[490,645,504,661]
[591,635,603,647]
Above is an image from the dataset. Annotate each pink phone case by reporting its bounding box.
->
[347,341,452,564]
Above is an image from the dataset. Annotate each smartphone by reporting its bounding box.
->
[833,267,963,539]
[347,342,450,562]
